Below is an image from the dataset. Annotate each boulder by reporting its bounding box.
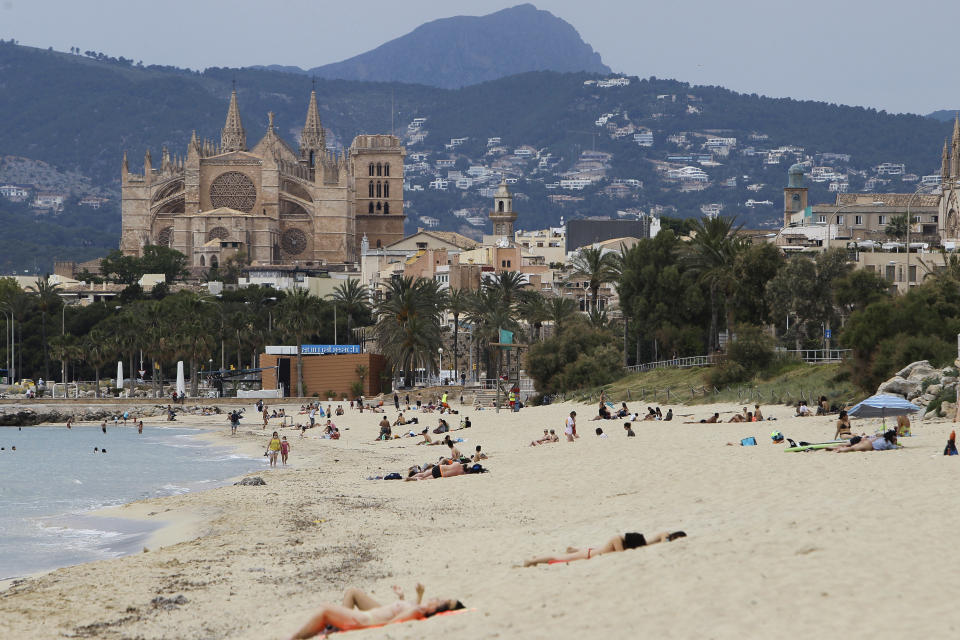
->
[943,377,958,386]
[235,476,266,486]
[877,376,921,399]
[927,384,943,397]
[906,363,939,384]
[896,360,932,379]
[943,401,957,417]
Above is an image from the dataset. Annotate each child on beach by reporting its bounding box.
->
[280,436,291,465]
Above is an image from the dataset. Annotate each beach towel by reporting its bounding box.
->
[326,608,474,635]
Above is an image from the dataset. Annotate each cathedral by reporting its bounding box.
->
[120,90,405,271]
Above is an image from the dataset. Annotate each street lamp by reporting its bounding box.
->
[438,347,443,385]
[1,307,13,385]
[905,184,934,289]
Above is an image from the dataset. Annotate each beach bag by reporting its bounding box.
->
[384,472,403,480]
[740,437,757,446]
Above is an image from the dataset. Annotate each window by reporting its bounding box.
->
[933,215,939,222]
[498,201,504,212]
[912,215,921,223]
[383,182,389,198]
[855,215,863,225]
[817,215,826,223]
[383,202,390,214]
[368,181,374,198]
[908,265,917,282]
[376,239,382,248]
[376,202,382,212]
[384,163,390,176]
[376,163,382,177]
[200,255,205,266]
[211,255,219,268]
[507,260,512,268]
[376,182,382,198]
[501,260,506,267]
[836,215,843,225]
[368,163,375,176]
[885,265,895,281]
[368,202,374,213]
[878,215,886,225]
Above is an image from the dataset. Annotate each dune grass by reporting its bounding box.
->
[566,362,862,409]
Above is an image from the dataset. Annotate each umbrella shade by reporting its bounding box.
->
[116,361,124,390]
[848,393,921,418]
[176,361,186,397]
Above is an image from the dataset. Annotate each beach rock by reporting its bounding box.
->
[943,376,958,385]
[877,376,920,399]
[927,384,943,397]
[907,365,939,384]
[235,476,266,486]
[896,360,932,379]
[943,402,957,418]
[150,595,188,610]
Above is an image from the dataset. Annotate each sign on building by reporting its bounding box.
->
[301,345,361,355]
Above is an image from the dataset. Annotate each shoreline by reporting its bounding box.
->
[0,417,263,592]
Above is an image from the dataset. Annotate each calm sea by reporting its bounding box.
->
[0,425,260,580]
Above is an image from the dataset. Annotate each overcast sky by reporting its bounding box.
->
[2,0,956,115]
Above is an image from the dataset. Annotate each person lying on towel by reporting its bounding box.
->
[290,583,464,639]
[523,530,686,567]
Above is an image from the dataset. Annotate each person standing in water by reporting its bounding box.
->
[101,421,107,434]
[137,420,143,434]
[280,436,291,465]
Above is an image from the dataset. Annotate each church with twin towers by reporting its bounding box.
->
[119,90,405,272]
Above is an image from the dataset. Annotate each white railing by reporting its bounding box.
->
[478,377,536,391]
[625,349,851,372]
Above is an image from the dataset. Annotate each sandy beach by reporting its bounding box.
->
[3,398,960,639]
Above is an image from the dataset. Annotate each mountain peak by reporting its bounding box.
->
[260,4,610,88]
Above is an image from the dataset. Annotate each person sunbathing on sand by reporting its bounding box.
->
[404,461,484,480]
[530,429,550,446]
[290,583,464,639]
[827,430,898,452]
[523,530,686,567]
[727,407,749,423]
[685,413,719,424]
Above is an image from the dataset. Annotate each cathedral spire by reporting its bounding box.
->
[121,150,129,175]
[942,139,950,180]
[300,90,325,166]
[221,90,246,152]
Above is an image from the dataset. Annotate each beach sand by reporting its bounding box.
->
[3,399,960,639]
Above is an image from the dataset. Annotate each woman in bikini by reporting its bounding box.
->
[522,530,686,567]
[834,410,852,440]
[289,583,464,639]
[404,461,475,480]
[827,430,898,452]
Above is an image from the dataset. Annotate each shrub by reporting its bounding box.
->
[707,361,747,387]
[727,324,775,373]
[349,381,363,399]
[527,323,622,394]
[926,385,956,417]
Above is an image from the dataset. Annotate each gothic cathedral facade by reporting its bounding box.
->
[119,91,405,271]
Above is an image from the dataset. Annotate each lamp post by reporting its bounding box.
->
[2,307,12,384]
[438,347,443,385]
[905,184,931,290]
[60,302,69,384]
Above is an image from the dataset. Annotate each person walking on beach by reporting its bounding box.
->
[394,392,399,410]
[267,431,282,467]
[280,436,291,465]
[262,405,269,429]
[565,411,578,442]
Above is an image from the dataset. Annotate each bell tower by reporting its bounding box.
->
[489,179,518,241]
[783,163,808,226]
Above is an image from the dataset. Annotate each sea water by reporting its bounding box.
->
[0,425,261,580]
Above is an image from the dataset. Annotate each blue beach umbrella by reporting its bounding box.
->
[847,394,922,419]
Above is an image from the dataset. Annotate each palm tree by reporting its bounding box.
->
[28,275,63,382]
[567,247,620,312]
[445,288,470,378]
[83,329,113,397]
[374,276,444,387]
[684,216,746,352]
[487,271,528,309]
[517,291,549,342]
[172,293,217,396]
[466,286,522,384]
[278,289,323,397]
[546,296,577,334]
[329,279,371,345]
[4,291,32,380]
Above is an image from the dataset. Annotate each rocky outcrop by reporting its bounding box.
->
[876,360,958,418]
[0,404,222,426]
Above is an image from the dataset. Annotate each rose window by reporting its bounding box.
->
[209,171,256,212]
[281,228,308,255]
[207,226,230,242]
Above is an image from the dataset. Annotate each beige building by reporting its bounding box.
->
[120,90,405,273]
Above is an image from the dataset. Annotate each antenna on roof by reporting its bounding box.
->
[391,88,395,136]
